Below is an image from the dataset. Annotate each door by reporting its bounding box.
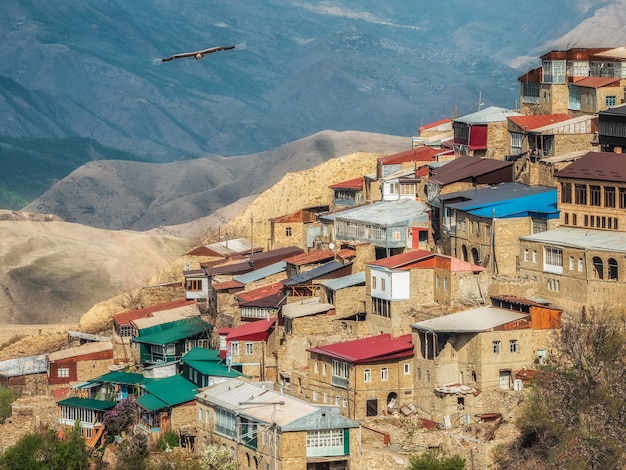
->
[499,370,511,389]
[366,398,378,417]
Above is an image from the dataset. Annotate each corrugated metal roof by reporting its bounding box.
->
[599,103,626,117]
[554,151,626,183]
[139,374,198,409]
[48,342,113,362]
[455,106,522,124]
[196,378,359,431]
[212,280,245,291]
[282,298,335,319]
[307,334,414,364]
[368,249,434,268]
[204,238,262,257]
[201,260,252,275]
[67,331,110,342]
[520,227,626,252]
[236,282,286,307]
[320,271,366,290]
[428,156,513,186]
[249,246,303,264]
[329,177,364,190]
[284,250,335,266]
[593,46,626,59]
[319,199,429,227]
[226,318,276,341]
[572,76,621,88]
[87,371,152,385]
[0,355,47,377]
[181,348,244,378]
[411,306,529,333]
[378,147,440,165]
[508,114,571,131]
[233,261,287,285]
[56,397,116,411]
[283,260,349,286]
[113,299,194,326]
[131,304,200,330]
[419,118,452,132]
[132,317,213,346]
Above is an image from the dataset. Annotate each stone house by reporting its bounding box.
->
[453,106,523,159]
[47,342,114,393]
[365,250,489,336]
[318,199,432,259]
[518,47,626,116]
[270,206,329,250]
[438,182,559,274]
[218,318,277,381]
[234,282,287,324]
[413,118,455,148]
[329,177,365,209]
[195,378,360,470]
[0,355,48,397]
[426,156,514,243]
[519,228,626,314]
[304,334,414,420]
[283,260,354,299]
[319,271,366,319]
[411,303,561,424]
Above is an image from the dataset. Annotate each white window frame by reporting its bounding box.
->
[381,367,389,381]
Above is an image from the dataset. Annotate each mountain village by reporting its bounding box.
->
[3,46,626,469]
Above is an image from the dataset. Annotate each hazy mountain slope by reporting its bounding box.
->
[24,130,411,230]
[1,0,612,164]
[0,211,195,324]
[0,135,142,209]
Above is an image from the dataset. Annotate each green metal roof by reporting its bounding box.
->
[138,375,198,411]
[181,347,221,362]
[132,317,213,346]
[181,348,244,378]
[85,370,152,386]
[137,394,168,412]
[56,397,116,411]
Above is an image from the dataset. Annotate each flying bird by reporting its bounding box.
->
[160,44,242,63]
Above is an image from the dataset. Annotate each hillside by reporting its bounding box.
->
[24,130,410,231]
[0,211,194,325]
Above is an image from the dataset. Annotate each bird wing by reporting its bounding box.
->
[161,51,196,62]
[196,45,236,54]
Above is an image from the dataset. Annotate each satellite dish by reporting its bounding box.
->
[328,242,335,250]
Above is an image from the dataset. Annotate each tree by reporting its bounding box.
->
[103,398,137,441]
[0,386,15,424]
[115,432,149,470]
[407,449,465,470]
[496,314,626,469]
[199,445,237,470]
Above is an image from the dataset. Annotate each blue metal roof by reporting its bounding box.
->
[283,260,348,286]
[233,261,286,285]
[320,272,366,290]
[446,184,558,219]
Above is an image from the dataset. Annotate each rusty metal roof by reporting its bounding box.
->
[428,156,513,186]
[378,147,441,165]
[113,299,195,326]
[508,114,571,131]
[284,249,335,266]
[571,76,621,88]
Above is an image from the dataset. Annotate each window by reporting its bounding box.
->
[493,341,501,354]
[364,369,371,383]
[590,185,601,206]
[417,367,422,381]
[510,340,519,353]
[245,343,254,355]
[306,429,344,450]
[403,363,410,375]
[285,226,292,237]
[186,279,202,291]
[532,250,537,263]
[620,188,626,208]
[198,408,203,421]
[593,256,604,279]
[606,96,617,107]
[443,277,448,291]
[58,367,70,378]
[372,297,391,318]
[335,396,340,406]
[578,257,584,272]
[609,258,619,280]
[381,367,389,381]
[575,184,587,205]
[544,246,563,274]
[569,256,575,270]
[314,361,318,374]
[564,213,569,225]
[561,183,572,204]
[312,391,318,401]
[230,342,239,356]
[331,360,349,388]
[380,278,386,291]
[605,186,616,208]
[322,363,327,375]
[532,218,547,234]
[323,393,328,403]
[371,276,377,289]
[511,132,523,153]
[436,275,441,288]
[343,398,348,408]
[524,249,529,262]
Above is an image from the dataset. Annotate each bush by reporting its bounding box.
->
[407,449,466,470]
[157,430,180,451]
[0,386,15,424]
[116,432,149,470]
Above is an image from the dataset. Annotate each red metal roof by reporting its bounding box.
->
[378,147,441,165]
[185,246,223,257]
[508,114,571,131]
[236,282,285,303]
[336,248,357,260]
[226,318,276,341]
[212,280,245,291]
[284,249,335,266]
[329,177,364,190]
[307,333,414,364]
[368,250,434,268]
[113,299,194,326]
[419,118,452,132]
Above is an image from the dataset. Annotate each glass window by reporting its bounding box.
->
[403,363,410,375]
[364,369,371,383]
[493,341,501,353]
[509,340,519,353]
[381,367,389,381]
[590,185,601,206]
[606,96,617,107]
[605,186,616,208]
[575,184,587,205]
